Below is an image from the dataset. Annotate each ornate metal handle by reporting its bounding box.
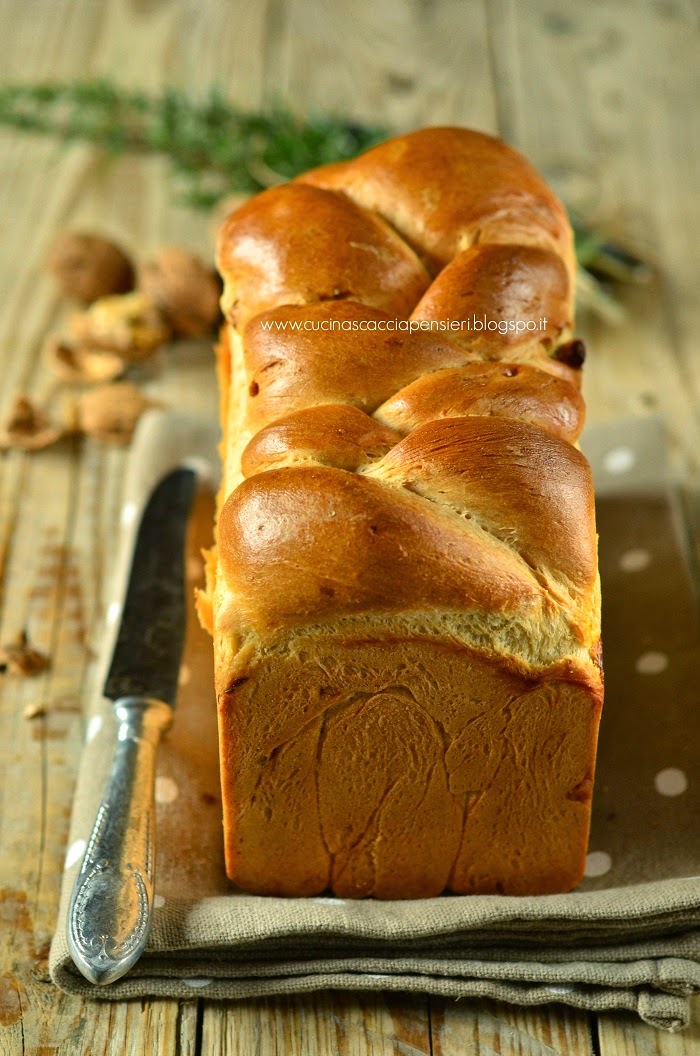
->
[67,696,173,985]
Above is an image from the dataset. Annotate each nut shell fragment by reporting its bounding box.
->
[0,394,63,451]
[23,702,47,719]
[0,630,50,677]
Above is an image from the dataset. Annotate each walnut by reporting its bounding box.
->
[44,336,126,384]
[0,394,64,451]
[0,630,50,677]
[73,382,160,445]
[138,248,222,337]
[47,232,135,304]
[70,291,171,362]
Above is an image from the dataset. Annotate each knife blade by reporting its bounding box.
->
[67,409,218,986]
[103,467,195,704]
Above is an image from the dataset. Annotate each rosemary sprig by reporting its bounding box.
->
[0,79,386,207]
[0,79,650,320]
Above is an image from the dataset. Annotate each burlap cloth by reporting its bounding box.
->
[50,417,700,1031]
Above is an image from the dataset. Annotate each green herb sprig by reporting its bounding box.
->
[0,79,385,207]
[0,79,650,319]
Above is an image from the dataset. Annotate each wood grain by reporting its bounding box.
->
[597,1008,700,1056]
[0,0,698,1052]
[490,0,700,481]
[0,0,248,1050]
[430,999,595,1056]
[202,992,432,1056]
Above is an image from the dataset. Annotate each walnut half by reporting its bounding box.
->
[138,247,222,337]
[44,337,126,385]
[70,291,172,362]
[47,232,135,304]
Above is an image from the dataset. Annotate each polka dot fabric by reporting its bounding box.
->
[50,416,700,1031]
[578,417,699,891]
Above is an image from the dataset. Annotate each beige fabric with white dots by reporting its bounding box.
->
[49,418,700,1032]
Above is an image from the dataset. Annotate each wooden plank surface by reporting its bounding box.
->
[430,1000,596,1056]
[0,0,698,1053]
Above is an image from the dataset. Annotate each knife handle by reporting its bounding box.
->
[67,696,173,985]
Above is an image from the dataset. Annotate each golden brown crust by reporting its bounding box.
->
[217,462,550,635]
[207,125,602,899]
[216,183,430,329]
[410,243,573,356]
[297,127,574,277]
[240,301,468,431]
[219,415,596,636]
[365,416,597,599]
[374,361,585,442]
[241,403,401,476]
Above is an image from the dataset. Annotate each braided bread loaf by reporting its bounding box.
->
[200,127,603,899]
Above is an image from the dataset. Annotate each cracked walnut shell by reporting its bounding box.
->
[0,394,63,451]
[70,291,171,361]
[44,337,126,384]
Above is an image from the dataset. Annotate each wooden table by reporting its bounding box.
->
[1,0,698,1052]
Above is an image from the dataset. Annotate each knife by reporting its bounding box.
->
[67,409,219,986]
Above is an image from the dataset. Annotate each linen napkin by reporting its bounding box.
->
[50,417,700,1031]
